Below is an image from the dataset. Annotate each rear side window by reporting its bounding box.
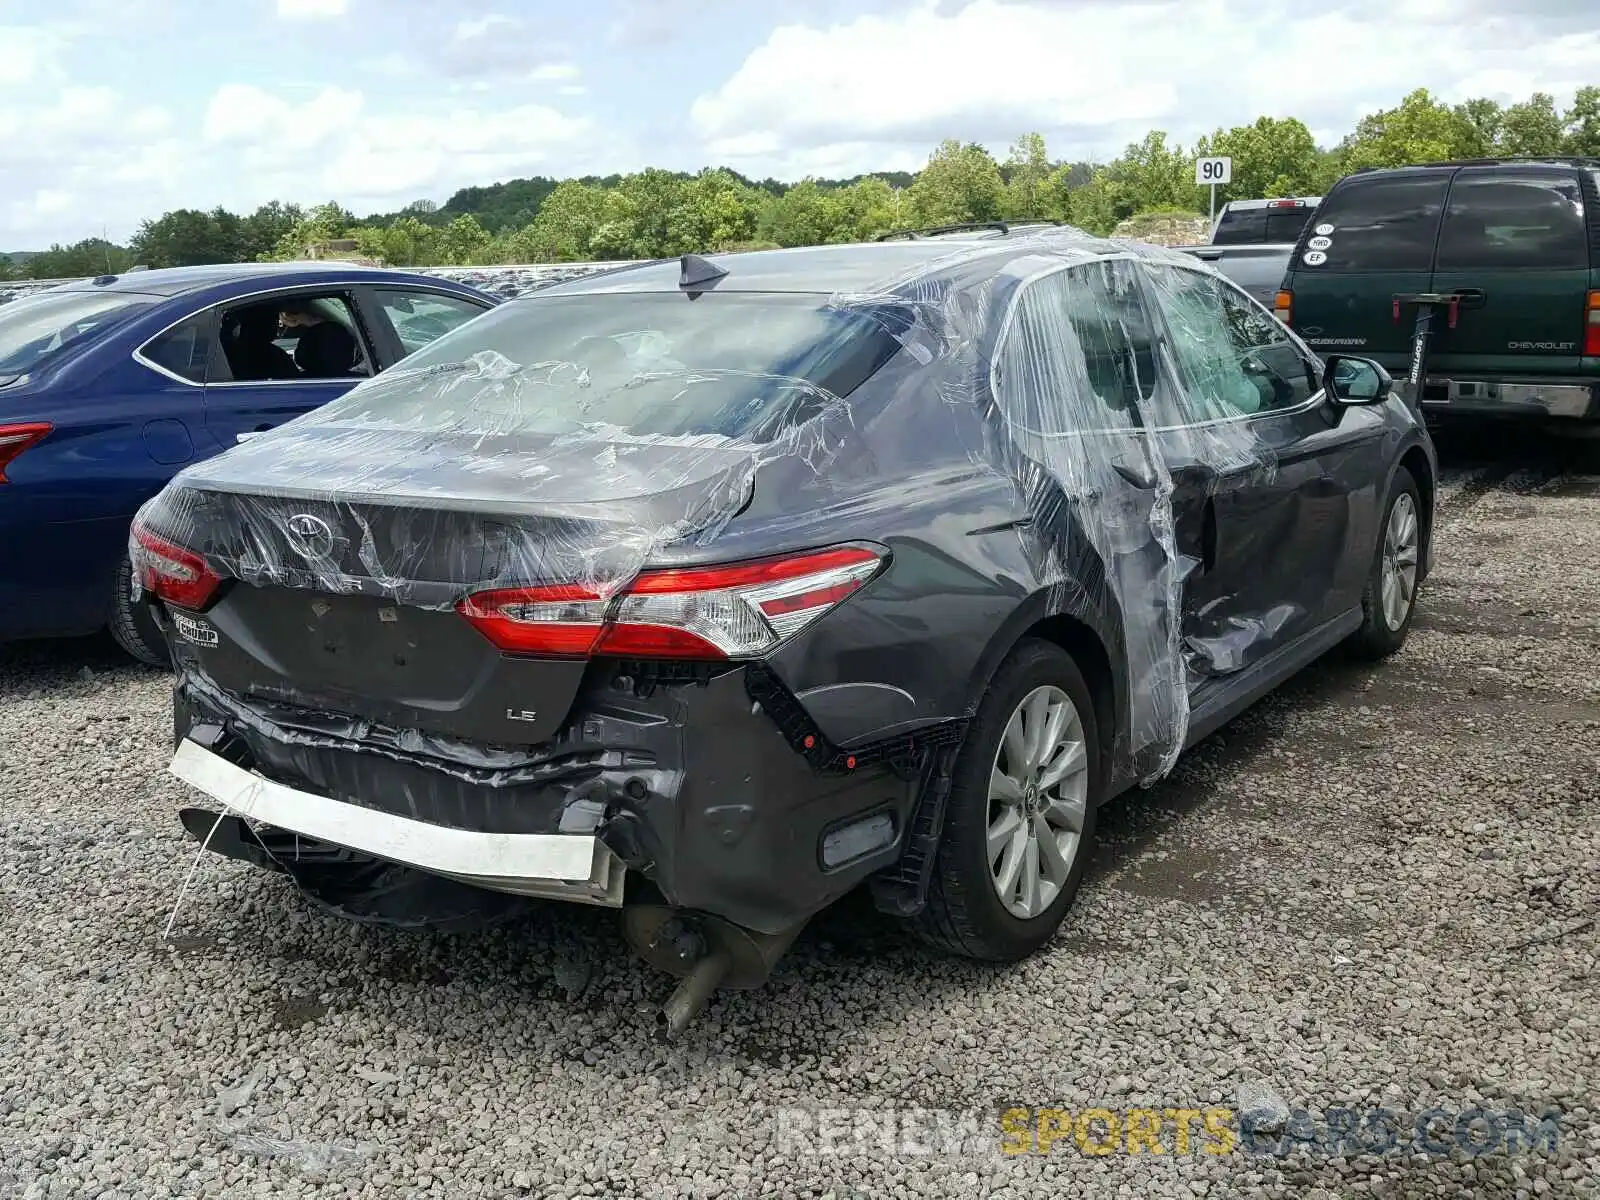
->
[1434,171,1587,270]
[1303,176,1448,271]
[140,316,210,383]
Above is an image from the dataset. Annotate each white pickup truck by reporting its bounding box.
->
[1183,196,1321,311]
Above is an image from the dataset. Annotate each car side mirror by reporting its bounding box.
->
[1323,354,1393,406]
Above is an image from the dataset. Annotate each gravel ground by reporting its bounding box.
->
[2,430,1597,1199]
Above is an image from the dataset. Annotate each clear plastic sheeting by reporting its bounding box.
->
[136,228,1285,783]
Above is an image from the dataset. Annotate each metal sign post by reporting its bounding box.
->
[1195,156,1233,227]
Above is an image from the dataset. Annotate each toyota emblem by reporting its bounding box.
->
[284,512,335,560]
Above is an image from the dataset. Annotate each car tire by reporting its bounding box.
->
[1346,467,1423,661]
[109,554,169,668]
[912,637,1102,962]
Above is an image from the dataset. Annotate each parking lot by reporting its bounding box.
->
[1,430,1597,1200]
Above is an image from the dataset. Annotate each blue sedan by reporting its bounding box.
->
[0,262,498,662]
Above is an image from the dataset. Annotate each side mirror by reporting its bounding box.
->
[1323,354,1393,406]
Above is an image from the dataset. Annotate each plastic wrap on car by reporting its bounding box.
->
[134,230,1274,784]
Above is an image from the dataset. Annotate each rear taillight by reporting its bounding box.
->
[459,545,886,660]
[0,422,52,484]
[1274,290,1293,326]
[130,522,222,611]
[1585,291,1600,357]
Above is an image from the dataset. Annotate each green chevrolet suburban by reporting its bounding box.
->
[1276,158,1600,429]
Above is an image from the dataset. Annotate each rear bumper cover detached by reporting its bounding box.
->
[169,664,940,934]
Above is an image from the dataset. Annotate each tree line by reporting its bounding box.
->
[4,86,1596,280]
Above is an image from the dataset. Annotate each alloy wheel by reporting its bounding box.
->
[1380,492,1420,632]
[987,684,1090,920]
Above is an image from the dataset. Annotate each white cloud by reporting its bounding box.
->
[275,0,348,19]
[690,0,1600,177]
[530,62,581,83]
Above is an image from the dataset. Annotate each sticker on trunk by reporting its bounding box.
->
[172,611,219,648]
[1315,223,1335,235]
[1307,235,1332,251]
[1302,250,1328,266]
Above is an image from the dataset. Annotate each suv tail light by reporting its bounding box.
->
[1273,290,1293,325]
[0,422,52,484]
[460,545,887,660]
[131,522,222,611]
[1586,291,1600,357]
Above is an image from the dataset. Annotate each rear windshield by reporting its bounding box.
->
[1212,207,1313,245]
[1300,175,1448,272]
[1434,171,1587,270]
[0,290,154,374]
[331,292,908,442]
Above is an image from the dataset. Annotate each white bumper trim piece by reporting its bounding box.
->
[168,738,624,906]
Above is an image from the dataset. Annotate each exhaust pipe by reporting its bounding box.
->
[657,949,731,1040]
[623,906,806,1038]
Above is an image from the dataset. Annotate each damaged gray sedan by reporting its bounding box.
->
[134,224,1436,1032]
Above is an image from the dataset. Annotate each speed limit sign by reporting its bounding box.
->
[1194,156,1233,186]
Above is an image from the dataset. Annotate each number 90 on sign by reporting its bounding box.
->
[1194,156,1232,186]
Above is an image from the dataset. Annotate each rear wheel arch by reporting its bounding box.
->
[966,589,1123,785]
[1397,444,1434,574]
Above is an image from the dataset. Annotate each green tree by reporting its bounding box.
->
[907,140,1003,227]
[835,176,904,241]
[1454,97,1504,157]
[998,133,1058,221]
[261,202,357,260]
[0,254,14,282]
[761,180,850,247]
[1196,117,1320,206]
[1563,86,1600,155]
[128,207,243,267]
[669,169,762,252]
[24,239,132,279]
[512,180,612,261]
[240,202,304,260]
[438,214,494,264]
[354,215,443,266]
[1339,88,1481,171]
[1498,92,1564,156]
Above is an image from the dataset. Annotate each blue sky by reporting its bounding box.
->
[2,0,1597,248]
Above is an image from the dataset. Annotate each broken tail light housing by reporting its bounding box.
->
[131,522,223,611]
[0,422,52,484]
[1585,291,1600,357]
[460,545,887,660]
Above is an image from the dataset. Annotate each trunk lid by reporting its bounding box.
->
[152,420,759,744]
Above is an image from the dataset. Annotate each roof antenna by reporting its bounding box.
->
[679,253,728,293]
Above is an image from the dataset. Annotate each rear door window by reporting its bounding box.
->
[1303,175,1449,271]
[1434,171,1587,270]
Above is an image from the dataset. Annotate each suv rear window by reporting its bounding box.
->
[329,293,908,443]
[1434,170,1587,270]
[1303,175,1449,271]
[1213,208,1313,246]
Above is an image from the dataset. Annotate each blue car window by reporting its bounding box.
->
[140,316,211,383]
[0,291,155,374]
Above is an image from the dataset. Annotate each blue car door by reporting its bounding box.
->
[199,289,382,452]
